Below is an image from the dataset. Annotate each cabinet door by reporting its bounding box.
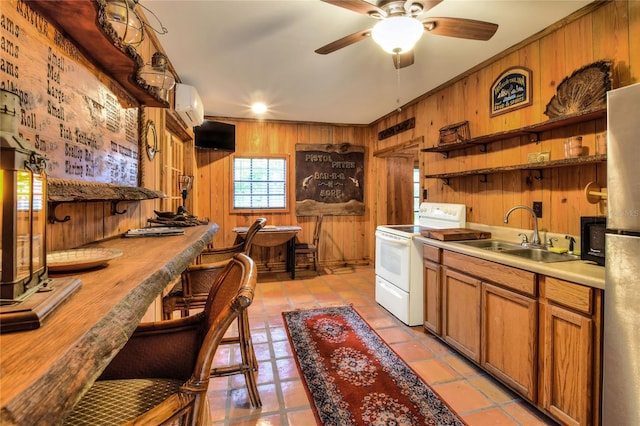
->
[481,283,537,401]
[423,259,441,335]
[540,300,593,426]
[442,268,481,362]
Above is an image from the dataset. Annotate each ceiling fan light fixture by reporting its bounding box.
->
[371,16,424,54]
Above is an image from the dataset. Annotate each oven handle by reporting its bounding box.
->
[377,277,405,298]
[375,232,411,246]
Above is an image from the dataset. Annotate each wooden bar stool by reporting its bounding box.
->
[63,254,258,424]
[163,217,266,319]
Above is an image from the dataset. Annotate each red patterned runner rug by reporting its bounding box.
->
[282,306,466,425]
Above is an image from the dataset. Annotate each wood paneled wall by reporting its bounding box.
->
[371,0,638,245]
[192,121,372,269]
[45,0,638,270]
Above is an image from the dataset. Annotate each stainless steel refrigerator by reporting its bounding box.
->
[602,82,640,425]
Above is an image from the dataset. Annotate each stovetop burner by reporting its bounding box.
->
[376,202,467,238]
[380,225,423,234]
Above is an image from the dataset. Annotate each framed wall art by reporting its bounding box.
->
[295,143,365,216]
[490,67,532,117]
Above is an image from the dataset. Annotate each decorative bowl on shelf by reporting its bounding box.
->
[47,248,123,272]
[154,210,179,219]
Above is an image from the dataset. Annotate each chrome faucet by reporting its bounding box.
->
[504,205,544,248]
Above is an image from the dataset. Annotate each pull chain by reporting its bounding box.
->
[396,51,402,112]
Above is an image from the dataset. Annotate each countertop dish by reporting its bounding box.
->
[47,248,123,272]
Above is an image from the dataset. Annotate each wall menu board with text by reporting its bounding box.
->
[295,143,365,216]
[1,0,139,186]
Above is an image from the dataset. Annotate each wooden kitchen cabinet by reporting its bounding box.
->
[423,244,442,335]
[443,250,538,400]
[482,282,537,401]
[442,267,482,362]
[539,276,603,426]
[434,250,602,426]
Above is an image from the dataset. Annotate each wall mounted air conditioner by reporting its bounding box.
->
[174,83,204,127]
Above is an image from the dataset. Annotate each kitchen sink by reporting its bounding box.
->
[502,248,580,263]
[456,239,580,263]
[456,239,523,252]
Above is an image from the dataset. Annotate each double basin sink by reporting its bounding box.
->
[455,239,580,263]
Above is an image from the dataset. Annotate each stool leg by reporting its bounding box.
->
[238,311,261,407]
[313,252,319,275]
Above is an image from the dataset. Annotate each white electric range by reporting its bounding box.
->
[375,202,466,326]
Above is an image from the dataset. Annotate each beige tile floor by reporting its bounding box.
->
[207,266,557,425]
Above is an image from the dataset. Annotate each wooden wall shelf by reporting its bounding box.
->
[28,0,169,108]
[47,178,166,223]
[48,178,166,203]
[422,109,606,157]
[425,155,607,185]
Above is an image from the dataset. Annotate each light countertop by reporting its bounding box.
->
[416,223,605,290]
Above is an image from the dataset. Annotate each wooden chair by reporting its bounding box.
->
[295,214,323,274]
[162,261,262,407]
[199,217,267,264]
[63,253,258,425]
[163,217,266,319]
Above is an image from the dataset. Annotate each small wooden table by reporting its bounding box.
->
[233,226,301,279]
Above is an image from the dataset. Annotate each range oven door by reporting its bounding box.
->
[375,229,411,292]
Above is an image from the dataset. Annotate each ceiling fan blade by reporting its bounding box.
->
[419,0,444,14]
[393,51,415,69]
[423,17,498,41]
[320,0,384,17]
[315,29,371,54]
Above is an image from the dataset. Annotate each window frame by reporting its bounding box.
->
[230,153,291,214]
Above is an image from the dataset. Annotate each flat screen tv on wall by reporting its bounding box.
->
[194,120,235,152]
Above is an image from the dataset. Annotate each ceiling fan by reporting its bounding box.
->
[315,0,499,69]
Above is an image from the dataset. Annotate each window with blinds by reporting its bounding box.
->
[233,157,287,210]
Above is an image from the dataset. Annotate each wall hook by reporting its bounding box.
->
[48,202,71,224]
[111,201,128,215]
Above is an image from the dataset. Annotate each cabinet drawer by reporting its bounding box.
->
[423,244,441,263]
[541,276,593,315]
[443,250,536,296]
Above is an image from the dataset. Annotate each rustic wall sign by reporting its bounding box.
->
[490,67,532,117]
[378,117,415,140]
[2,0,139,186]
[295,143,365,216]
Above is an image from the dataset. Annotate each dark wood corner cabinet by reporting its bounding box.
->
[27,0,169,108]
[421,109,607,183]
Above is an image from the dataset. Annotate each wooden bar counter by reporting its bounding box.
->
[0,223,219,425]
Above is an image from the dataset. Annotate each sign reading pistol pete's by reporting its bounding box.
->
[295,143,365,216]
[490,67,532,117]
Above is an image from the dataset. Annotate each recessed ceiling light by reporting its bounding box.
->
[251,102,267,114]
